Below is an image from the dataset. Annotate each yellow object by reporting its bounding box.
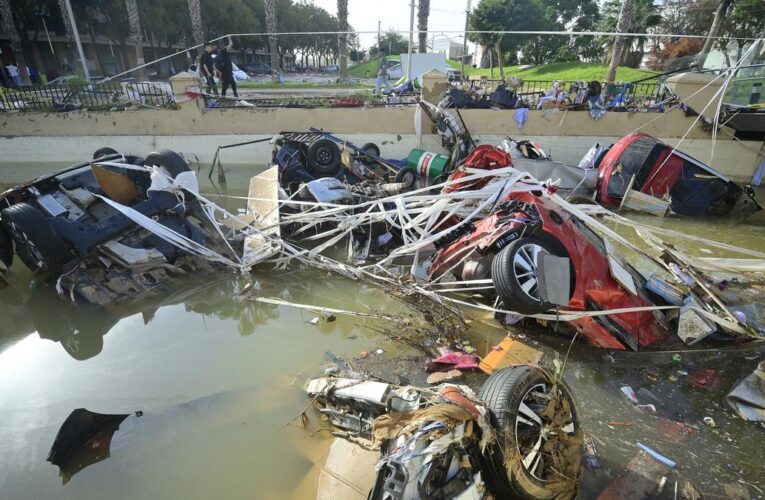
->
[479,336,543,374]
[91,162,138,204]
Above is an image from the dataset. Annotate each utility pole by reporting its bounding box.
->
[377,20,381,56]
[461,0,471,77]
[406,0,415,81]
[62,0,90,80]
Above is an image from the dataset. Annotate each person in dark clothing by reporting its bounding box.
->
[215,38,238,98]
[199,42,218,95]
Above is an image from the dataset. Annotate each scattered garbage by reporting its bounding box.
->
[688,368,722,391]
[727,361,765,421]
[703,416,716,427]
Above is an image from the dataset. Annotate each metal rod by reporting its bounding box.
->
[406,1,415,81]
[461,0,471,78]
[62,0,90,81]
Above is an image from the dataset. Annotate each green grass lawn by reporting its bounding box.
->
[349,56,401,78]
[446,60,655,82]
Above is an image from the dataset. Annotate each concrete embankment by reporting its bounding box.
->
[1,96,762,184]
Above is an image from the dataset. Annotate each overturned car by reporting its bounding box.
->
[0,148,242,306]
[595,133,760,217]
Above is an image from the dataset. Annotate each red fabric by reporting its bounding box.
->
[426,352,481,372]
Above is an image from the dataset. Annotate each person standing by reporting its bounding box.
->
[215,38,238,98]
[374,49,392,95]
[199,42,218,95]
[5,63,20,86]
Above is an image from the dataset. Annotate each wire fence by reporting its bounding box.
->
[0,82,175,112]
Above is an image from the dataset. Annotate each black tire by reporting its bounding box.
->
[395,167,417,188]
[565,194,596,204]
[359,142,380,164]
[491,236,565,315]
[307,139,342,177]
[144,149,191,178]
[0,225,12,267]
[478,366,580,500]
[93,147,119,159]
[0,203,73,276]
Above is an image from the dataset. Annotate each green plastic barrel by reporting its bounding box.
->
[405,149,449,179]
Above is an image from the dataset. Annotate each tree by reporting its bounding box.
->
[337,0,348,77]
[264,0,280,78]
[469,0,544,78]
[605,0,636,83]
[0,0,33,84]
[188,0,204,48]
[417,0,430,53]
[125,0,146,79]
[697,0,735,68]
[600,0,661,71]
[369,30,408,57]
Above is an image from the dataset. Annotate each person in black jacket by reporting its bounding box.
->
[199,42,218,95]
[215,38,238,98]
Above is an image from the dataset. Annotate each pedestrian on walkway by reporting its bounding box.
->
[199,42,218,95]
[216,38,238,98]
[5,63,20,86]
[374,49,392,95]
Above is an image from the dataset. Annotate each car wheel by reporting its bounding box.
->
[360,142,380,164]
[491,236,563,315]
[0,203,73,277]
[144,149,191,179]
[307,139,341,177]
[0,225,12,267]
[93,147,119,159]
[394,167,417,189]
[478,366,580,500]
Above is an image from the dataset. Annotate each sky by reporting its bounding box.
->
[310,0,474,51]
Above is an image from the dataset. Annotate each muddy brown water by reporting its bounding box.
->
[1,162,764,499]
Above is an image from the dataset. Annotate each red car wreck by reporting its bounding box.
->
[595,133,760,217]
[428,189,671,350]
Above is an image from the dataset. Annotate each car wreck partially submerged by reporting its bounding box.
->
[305,365,582,499]
[0,148,264,307]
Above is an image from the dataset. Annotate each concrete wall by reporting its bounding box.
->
[1,101,762,183]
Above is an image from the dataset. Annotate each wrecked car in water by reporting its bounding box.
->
[595,133,760,216]
[428,187,672,350]
[307,365,582,499]
[0,148,242,306]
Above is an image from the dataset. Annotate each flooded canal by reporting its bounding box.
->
[1,162,764,499]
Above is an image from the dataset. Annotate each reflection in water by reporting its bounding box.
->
[47,409,130,484]
[0,265,366,361]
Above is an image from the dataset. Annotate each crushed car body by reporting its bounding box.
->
[306,365,582,499]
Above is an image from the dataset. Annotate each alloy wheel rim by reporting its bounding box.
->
[514,383,576,481]
[513,243,544,300]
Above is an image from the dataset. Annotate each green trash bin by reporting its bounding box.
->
[405,149,449,180]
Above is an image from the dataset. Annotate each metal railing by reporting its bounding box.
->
[0,82,175,112]
[462,78,664,110]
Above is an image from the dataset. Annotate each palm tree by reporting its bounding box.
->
[187,0,204,48]
[417,0,430,53]
[0,0,31,84]
[605,0,636,83]
[697,0,734,68]
[125,0,146,79]
[337,0,348,78]
[265,0,280,81]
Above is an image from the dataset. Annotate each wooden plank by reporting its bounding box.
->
[617,174,670,217]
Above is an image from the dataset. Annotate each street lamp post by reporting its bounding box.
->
[460,0,471,78]
[62,0,90,81]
